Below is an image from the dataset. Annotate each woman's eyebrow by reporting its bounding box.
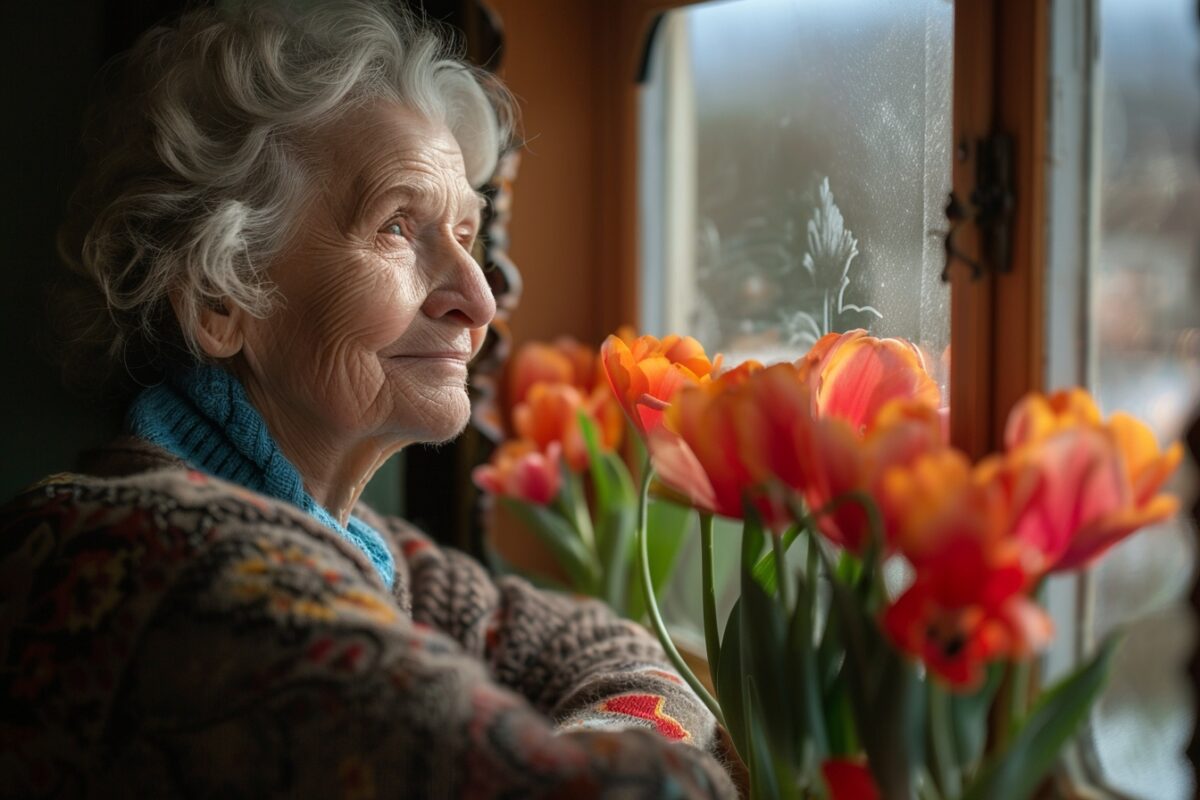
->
[369,183,486,221]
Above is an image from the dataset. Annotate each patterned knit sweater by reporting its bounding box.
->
[0,439,737,798]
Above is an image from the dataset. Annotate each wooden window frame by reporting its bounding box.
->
[596,0,1048,456]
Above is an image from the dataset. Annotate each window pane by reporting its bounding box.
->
[1087,1,1199,797]
[639,0,955,639]
[639,0,953,381]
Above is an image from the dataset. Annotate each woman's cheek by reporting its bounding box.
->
[469,326,488,358]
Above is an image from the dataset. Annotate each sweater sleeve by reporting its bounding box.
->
[381,518,724,747]
[108,508,736,798]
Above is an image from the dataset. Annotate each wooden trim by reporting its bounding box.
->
[991,0,1049,441]
[948,0,999,460]
[949,0,1049,458]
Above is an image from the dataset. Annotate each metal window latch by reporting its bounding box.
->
[941,133,1015,282]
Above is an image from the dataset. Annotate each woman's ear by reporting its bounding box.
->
[172,293,245,359]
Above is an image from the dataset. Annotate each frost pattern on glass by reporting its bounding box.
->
[643,0,953,380]
[1087,1,1199,798]
[779,178,880,349]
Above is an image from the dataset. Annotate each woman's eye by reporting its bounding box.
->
[383,222,405,237]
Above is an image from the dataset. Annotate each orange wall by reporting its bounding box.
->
[488,0,605,349]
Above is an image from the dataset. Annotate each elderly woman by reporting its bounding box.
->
[0,3,735,797]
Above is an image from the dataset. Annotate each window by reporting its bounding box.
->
[639,0,956,673]
[635,0,1199,796]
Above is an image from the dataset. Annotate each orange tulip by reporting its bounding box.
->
[512,382,623,473]
[1004,388,1102,450]
[1003,427,1180,575]
[802,398,947,553]
[880,448,987,564]
[648,362,791,526]
[509,337,600,411]
[601,333,721,439]
[821,758,880,800]
[1000,390,1182,573]
[795,329,941,432]
[727,362,946,550]
[472,440,562,506]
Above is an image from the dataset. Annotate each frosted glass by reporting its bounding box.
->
[640,0,955,640]
[641,0,953,380]
[1088,1,1200,798]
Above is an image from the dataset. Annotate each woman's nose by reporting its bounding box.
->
[421,237,497,329]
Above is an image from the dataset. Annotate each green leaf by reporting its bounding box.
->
[788,566,829,763]
[716,599,748,760]
[948,663,1005,775]
[744,675,791,800]
[752,524,801,595]
[739,562,792,757]
[816,541,916,798]
[738,514,795,771]
[875,652,925,791]
[962,636,1120,800]
[625,498,692,620]
[580,407,642,614]
[501,498,600,594]
[578,413,615,506]
[823,672,859,756]
[595,458,638,612]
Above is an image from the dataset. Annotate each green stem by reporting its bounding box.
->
[637,463,725,727]
[806,532,821,650]
[699,513,722,686]
[1008,659,1032,735]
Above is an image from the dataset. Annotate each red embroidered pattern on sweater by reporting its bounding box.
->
[598,694,691,742]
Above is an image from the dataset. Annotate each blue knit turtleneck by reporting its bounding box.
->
[127,364,395,588]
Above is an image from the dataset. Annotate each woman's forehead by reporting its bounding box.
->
[317,101,479,215]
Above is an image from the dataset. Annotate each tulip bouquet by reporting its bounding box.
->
[473,334,698,619]
[600,328,1182,800]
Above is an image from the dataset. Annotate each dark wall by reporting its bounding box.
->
[0,2,117,499]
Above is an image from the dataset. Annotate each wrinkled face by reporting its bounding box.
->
[236,101,495,449]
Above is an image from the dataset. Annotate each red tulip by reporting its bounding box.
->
[882,529,1052,689]
[821,758,880,800]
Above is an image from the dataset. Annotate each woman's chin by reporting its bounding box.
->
[401,389,473,445]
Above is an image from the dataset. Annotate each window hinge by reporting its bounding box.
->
[941,133,1015,282]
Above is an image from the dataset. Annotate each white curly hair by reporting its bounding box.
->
[57,0,514,397]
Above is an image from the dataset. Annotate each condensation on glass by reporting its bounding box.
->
[1084,1,1199,797]
[638,0,955,643]
[639,0,954,385]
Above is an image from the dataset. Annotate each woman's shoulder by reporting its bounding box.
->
[0,462,389,602]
